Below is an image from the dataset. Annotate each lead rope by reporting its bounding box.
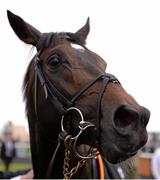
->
[97,154,105,180]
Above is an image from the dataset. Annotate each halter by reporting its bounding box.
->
[34,52,121,178]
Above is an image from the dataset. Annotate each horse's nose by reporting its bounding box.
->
[113,105,150,135]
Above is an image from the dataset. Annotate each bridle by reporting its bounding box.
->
[33,51,121,178]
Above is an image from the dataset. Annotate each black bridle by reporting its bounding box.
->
[33,52,121,178]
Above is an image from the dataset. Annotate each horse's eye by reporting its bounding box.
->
[48,54,62,67]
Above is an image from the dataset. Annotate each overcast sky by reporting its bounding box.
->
[0,0,160,132]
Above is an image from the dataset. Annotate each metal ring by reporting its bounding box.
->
[61,107,84,139]
[73,133,99,159]
[61,107,98,159]
[73,125,99,159]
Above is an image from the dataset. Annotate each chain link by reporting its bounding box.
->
[63,149,86,179]
[62,135,99,179]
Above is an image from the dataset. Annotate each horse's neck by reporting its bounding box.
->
[28,120,59,178]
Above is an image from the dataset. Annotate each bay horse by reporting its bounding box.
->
[7,10,150,179]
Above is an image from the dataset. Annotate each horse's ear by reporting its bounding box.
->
[75,17,90,41]
[7,10,41,46]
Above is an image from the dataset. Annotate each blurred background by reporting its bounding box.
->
[1,0,160,178]
[0,121,31,172]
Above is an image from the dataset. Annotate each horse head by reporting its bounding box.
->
[7,10,150,178]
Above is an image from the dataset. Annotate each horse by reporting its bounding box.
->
[7,10,150,179]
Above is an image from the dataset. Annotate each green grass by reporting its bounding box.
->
[0,160,32,172]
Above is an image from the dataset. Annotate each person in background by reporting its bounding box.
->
[151,147,160,179]
[0,131,16,172]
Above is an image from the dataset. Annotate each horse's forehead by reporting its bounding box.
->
[70,43,85,52]
[58,43,86,56]
[40,43,87,60]
[40,43,107,70]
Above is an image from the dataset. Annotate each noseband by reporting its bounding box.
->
[34,52,121,178]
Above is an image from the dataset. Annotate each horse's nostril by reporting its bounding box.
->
[113,105,139,129]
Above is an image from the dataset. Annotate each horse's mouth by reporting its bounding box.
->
[100,143,138,163]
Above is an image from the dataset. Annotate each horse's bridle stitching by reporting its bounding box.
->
[34,52,121,178]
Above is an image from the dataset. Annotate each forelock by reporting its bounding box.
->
[36,32,86,51]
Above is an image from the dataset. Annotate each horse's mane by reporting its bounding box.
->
[36,32,86,50]
[22,57,35,115]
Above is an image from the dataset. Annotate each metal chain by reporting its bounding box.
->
[63,135,99,179]
[63,149,86,179]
